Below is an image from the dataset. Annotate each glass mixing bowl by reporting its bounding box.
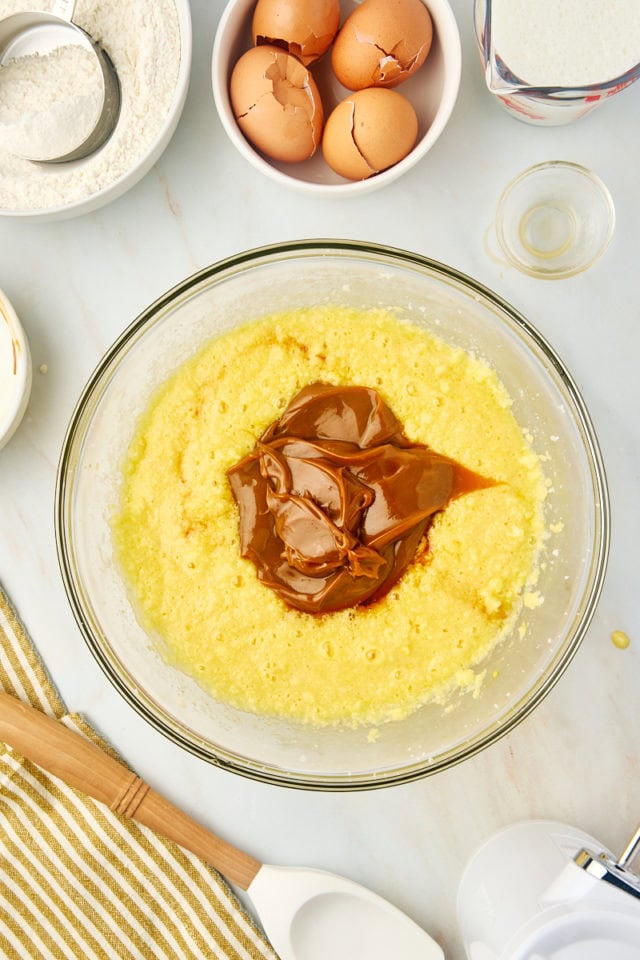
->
[55,241,609,790]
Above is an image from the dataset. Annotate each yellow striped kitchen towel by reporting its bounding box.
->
[0,586,278,960]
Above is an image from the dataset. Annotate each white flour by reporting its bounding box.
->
[0,44,103,161]
[0,0,181,211]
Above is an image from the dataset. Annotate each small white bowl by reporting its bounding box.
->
[212,0,462,196]
[0,289,31,450]
[0,0,192,222]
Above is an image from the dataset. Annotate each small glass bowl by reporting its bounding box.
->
[495,162,615,280]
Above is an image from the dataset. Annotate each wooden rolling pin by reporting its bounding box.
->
[0,691,261,890]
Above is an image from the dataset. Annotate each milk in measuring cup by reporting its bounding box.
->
[478,0,640,124]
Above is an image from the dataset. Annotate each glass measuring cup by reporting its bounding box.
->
[474,0,640,125]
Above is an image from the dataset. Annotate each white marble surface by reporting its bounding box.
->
[1,2,639,957]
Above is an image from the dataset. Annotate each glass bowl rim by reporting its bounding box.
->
[55,239,610,791]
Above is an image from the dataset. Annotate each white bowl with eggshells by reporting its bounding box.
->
[212,0,462,195]
[0,288,31,450]
[0,0,192,221]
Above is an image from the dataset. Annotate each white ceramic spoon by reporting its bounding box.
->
[0,692,444,960]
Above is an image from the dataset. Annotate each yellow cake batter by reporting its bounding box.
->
[113,307,547,726]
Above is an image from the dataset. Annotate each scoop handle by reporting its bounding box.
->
[0,691,261,890]
[52,0,78,23]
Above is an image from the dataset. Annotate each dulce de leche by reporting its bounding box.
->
[228,383,491,613]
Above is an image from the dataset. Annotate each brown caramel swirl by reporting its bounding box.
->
[227,383,490,613]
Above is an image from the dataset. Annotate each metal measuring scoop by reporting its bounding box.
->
[0,0,120,163]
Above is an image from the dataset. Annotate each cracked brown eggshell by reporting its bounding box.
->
[252,0,341,66]
[322,88,418,180]
[230,45,324,163]
[331,0,433,90]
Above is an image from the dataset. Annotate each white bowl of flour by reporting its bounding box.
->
[0,0,192,220]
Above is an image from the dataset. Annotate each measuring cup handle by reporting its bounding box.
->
[52,0,78,23]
